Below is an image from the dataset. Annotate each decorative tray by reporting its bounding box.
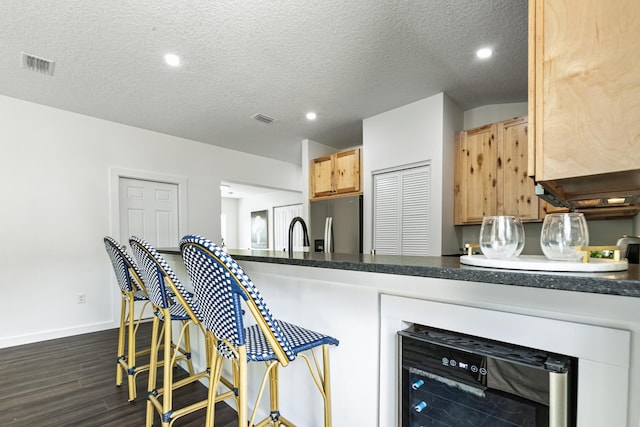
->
[460,254,629,272]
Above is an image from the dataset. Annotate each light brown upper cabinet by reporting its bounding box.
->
[310,148,361,200]
[528,0,640,202]
[498,117,541,220]
[455,116,541,224]
[454,123,496,224]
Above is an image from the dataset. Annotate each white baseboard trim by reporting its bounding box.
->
[0,321,119,349]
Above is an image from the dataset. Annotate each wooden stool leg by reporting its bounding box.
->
[116,298,126,388]
[126,295,136,401]
[237,347,248,427]
[206,348,224,427]
[161,312,173,427]
[323,344,332,427]
[182,320,195,376]
[146,314,161,427]
[269,364,280,425]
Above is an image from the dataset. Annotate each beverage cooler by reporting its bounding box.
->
[398,325,577,427]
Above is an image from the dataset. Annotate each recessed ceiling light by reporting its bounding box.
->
[476,48,493,59]
[164,53,181,67]
[306,112,317,120]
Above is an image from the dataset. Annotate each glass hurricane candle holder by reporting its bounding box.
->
[479,216,524,259]
[540,213,589,261]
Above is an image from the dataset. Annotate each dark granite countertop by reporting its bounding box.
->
[158,248,640,298]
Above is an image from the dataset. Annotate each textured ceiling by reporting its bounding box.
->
[0,0,528,165]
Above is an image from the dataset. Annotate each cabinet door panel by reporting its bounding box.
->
[334,149,360,194]
[461,125,497,223]
[454,132,464,224]
[311,156,334,197]
[535,0,640,181]
[498,118,539,220]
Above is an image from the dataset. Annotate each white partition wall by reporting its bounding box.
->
[176,257,640,427]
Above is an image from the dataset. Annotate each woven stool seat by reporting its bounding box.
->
[241,320,338,362]
[132,289,149,301]
[154,294,196,322]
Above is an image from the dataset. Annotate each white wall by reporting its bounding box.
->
[362,92,462,255]
[236,190,303,250]
[0,94,302,348]
[463,102,528,129]
[442,95,464,254]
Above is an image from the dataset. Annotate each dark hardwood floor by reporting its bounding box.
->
[0,322,238,426]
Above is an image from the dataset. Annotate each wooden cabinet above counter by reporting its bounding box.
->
[528,0,640,206]
[310,148,361,200]
[454,116,546,224]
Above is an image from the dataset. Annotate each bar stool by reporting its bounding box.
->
[180,234,339,427]
[103,236,153,402]
[129,236,235,427]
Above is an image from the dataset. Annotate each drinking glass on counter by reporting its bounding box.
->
[540,213,589,261]
[479,216,525,259]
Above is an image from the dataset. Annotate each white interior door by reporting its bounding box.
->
[118,177,179,248]
[118,177,180,320]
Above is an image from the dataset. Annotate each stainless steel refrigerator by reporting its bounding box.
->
[310,195,362,253]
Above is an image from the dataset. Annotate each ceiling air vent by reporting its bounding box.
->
[251,113,278,125]
[22,52,55,75]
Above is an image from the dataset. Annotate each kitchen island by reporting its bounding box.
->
[222,250,640,297]
[160,248,640,427]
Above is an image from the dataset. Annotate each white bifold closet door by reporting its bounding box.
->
[373,164,430,256]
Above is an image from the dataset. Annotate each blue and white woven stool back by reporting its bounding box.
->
[180,235,246,352]
[180,234,295,362]
[104,236,142,293]
[128,236,200,318]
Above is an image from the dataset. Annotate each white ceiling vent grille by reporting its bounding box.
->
[22,52,55,75]
[251,113,278,125]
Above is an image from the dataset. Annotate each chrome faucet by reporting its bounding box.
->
[288,216,310,253]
